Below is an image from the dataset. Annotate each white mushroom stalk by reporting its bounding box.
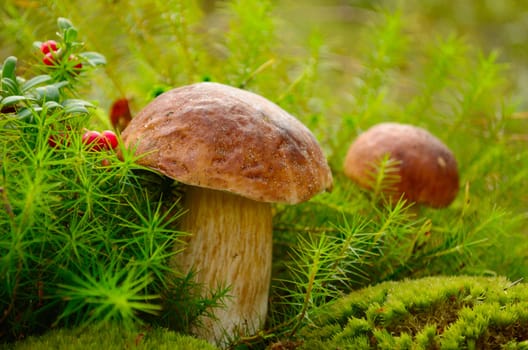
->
[179,186,272,342]
[119,82,333,345]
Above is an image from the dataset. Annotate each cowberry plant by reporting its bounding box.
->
[33,18,105,85]
[0,17,226,343]
[0,18,103,125]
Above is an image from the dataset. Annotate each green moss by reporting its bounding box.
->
[0,324,218,350]
[298,276,528,349]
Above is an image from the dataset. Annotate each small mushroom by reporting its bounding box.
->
[119,82,333,344]
[343,122,459,207]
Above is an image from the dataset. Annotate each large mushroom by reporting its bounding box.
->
[343,122,459,207]
[119,82,333,344]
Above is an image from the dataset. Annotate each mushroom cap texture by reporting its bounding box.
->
[343,122,459,207]
[120,82,333,204]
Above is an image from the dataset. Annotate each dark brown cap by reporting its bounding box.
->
[343,122,459,207]
[120,82,333,204]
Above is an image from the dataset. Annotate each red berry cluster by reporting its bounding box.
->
[82,130,118,151]
[39,39,82,71]
[48,129,118,151]
[48,129,118,167]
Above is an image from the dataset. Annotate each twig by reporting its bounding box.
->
[510,112,528,119]
[504,278,524,291]
[240,58,276,88]
[0,187,15,220]
[508,134,528,142]
[0,259,22,326]
[273,226,338,233]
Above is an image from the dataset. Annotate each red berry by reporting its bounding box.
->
[82,130,103,151]
[100,130,119,150]
[42,52,56,66]
[68,55,83,73]
[48,132,70,148]
[48,135,58,148]
[40,40,58,54]
[110,98,132,131]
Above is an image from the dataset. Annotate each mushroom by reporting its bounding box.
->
[343,122,459,207]
[119,82,333,344]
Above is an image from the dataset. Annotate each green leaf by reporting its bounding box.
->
[1,95,28,106]
[21,75,53,92]
[43,100,63,110]
[64,27,78,43]
[33,41,43,51]
[63,98,94,108]
[79,52,107,66]
[1,56,17,82]
[35,85,61,103]
[57,17,74,31]
[62,99,94,114]
[63,105,89,114]
[1,77,19,95]
[33,82,68,103]
[16,107,38,123]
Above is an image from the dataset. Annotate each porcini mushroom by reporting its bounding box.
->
[119,82,333,344]
[343,122,459,207]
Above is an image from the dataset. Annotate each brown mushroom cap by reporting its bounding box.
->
[120,82,333,204]
[343,122,459,207]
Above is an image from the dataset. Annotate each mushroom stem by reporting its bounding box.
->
[174,186,272,345]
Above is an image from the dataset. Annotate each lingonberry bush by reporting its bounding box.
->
[0,17,225,343]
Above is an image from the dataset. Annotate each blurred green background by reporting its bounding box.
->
[281,0,528,104]
[2,0,528,110]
